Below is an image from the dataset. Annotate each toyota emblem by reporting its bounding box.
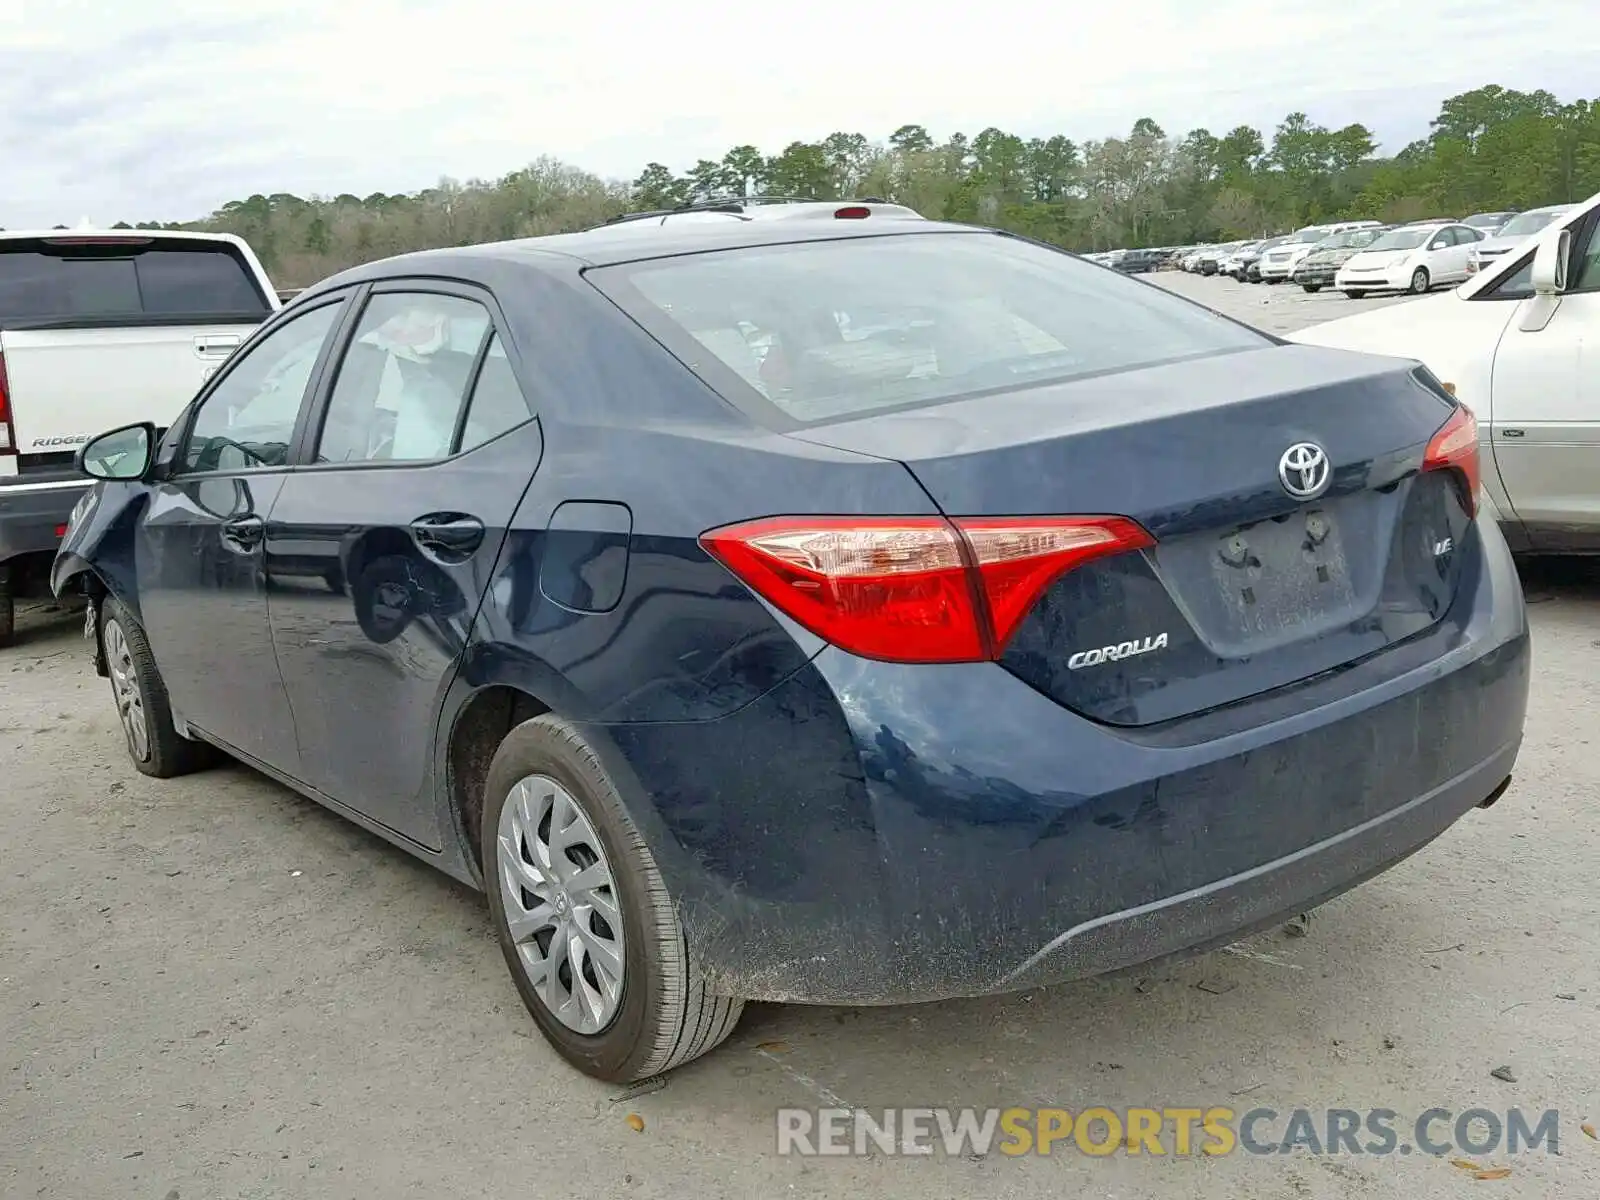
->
[1278,442,1331,501]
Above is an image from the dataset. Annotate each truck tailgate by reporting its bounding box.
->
[2,324,255,450]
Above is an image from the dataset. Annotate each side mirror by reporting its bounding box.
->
[76,422,155,481]
[1530,229,1571,295]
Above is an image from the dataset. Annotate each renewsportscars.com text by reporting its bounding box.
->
[775,1106,1562,1158]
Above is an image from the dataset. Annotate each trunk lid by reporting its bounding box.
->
[790,344,1473,726]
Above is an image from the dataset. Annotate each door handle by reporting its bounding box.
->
[409,513,484,560]
[221,514,265,551]
[194,333,242,358]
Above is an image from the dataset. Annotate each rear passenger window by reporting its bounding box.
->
[458,335,533,452]
[316,293,491,464]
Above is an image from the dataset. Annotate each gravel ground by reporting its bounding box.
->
[3,274,1597,1200]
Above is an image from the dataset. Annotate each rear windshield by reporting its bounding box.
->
[0,238,271,328]
[590,232,1269,424]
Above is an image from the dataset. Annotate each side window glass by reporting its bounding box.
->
[181,302,341,474]
[1569,220,1600,293]
[458,334,535,452]
[316,292,490,464]
[1484,257,1534,301]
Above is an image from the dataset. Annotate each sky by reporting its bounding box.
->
[1,0,1592,229]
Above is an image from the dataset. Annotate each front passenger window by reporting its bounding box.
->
[181,302,342,474]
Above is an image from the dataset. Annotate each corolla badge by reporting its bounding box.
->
[1067,632,1169,670]
[1278,441,1331,501]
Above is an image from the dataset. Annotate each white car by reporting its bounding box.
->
[1467,205,1573,276]
[1333,222,1484,297]
[1218,241,1261,276]
[1289,188,1600,552]
[1256,222,1382,282]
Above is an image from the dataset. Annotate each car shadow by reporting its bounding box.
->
[6,598,86,651]
[1516,554,1600,605]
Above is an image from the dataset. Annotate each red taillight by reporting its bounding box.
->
[700,514,1154,663]
[834,206,871,220]
[1423,404,1480,517]
[0,350,14,455]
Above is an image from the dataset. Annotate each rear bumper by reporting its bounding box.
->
[0,481,87,570]
[589,520,1529,1005]
[999,735,1516,991]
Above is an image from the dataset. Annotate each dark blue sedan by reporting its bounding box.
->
[53,202,1530,1082]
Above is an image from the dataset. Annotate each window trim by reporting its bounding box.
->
[290,278,534,473]
[167,291,356,480]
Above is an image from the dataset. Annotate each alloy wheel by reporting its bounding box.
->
[496,774,626,1034]
[103,617,149,762]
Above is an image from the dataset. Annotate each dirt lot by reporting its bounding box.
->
[4,274,1598,1199]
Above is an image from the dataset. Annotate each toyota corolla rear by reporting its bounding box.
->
[584,228,1530,1006]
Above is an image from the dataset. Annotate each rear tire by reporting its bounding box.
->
[100,596,215,778]
[1409,267,1430,294]
[1343,290,1365,299]
[483,715,744,1082]
[1301,284,1322,293]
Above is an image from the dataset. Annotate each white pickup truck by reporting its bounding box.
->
[0,229,277,644]
[1290,187,1600,555]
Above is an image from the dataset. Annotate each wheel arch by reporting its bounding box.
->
[434,648,692,904]
[443,682,552,882]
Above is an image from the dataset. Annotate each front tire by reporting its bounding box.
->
[100,596,215,778]
[1409,267,1430,294]
[483,715,744,1082]
[1301,283,1322,293]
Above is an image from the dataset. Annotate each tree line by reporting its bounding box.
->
[87,84,1600,288]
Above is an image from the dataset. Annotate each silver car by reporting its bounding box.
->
[1466,205,1573,274]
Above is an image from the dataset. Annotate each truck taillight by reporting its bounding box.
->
[0,350,14,453]
[700,514,1154,663]
[1423,404,1479,517]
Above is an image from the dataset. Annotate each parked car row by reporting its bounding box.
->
[1176,207,1577,300]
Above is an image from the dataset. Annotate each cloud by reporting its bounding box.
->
[0,0,1591,228]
